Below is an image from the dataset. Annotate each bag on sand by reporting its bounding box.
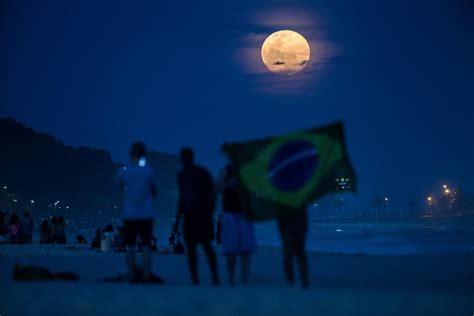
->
[13,263,80,281]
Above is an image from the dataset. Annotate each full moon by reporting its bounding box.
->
[261,30,310,75]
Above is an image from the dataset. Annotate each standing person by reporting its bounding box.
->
[173,147,219,285]
[57,216,66,244]
[216,165,257,285]
[20,211,34,244]
[50,216,61,244]
[7,213,21,244]
[116,142,157,282]
[0,212,6,236]
[278,208,309,288]
[40,219,50,244]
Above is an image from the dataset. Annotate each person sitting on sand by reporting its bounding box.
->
[101,224,115,252]
[116,142,157,282]
[7,213,21,244]
[173,147,219,285]
[91,228,101,249]
[75,234,87,245]
[40,219,50,244]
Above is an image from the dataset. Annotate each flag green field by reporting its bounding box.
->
[222,122,356,221]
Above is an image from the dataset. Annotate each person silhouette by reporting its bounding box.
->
[173,147,219,285]
[278,207,309,288]
[117,142,157,282]
[216,164,257,285]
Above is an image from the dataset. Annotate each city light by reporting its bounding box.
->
[3,186,7,190]
[384,197,389,202]
[13,199,17,203]
[30,200,35,204]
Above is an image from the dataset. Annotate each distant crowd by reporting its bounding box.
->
[0,211,187,256]
[0,211,34,244]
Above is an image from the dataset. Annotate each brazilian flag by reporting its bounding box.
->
[222,121,356,221]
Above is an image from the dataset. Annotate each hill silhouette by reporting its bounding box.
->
[0,117,180,220]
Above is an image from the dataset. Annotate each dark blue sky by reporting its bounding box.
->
[1,0,473,210]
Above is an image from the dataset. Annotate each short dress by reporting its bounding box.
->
[221,184,257,254]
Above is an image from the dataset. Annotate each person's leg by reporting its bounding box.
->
[124,221,137,281]
[126,246,137,281]
[226,254,237,285]
[279,229,295,285]
[142,246,151,279]
[294,230,309,288]
[202,241,219,285]
[139,220,153,280]
[185,236,199,284]
[240,253,250,285]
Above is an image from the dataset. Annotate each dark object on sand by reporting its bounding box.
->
[13,263,80,281]
[103,266,165,284]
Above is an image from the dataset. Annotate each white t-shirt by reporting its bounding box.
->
[116,164,156,220]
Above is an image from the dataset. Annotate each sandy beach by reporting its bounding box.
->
[1,245,473,315]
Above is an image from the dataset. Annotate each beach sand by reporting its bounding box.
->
[0,245,473,315]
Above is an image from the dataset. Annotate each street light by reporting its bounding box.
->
[53,201,60,214]
[3,186,7,190]
[30,200,35,204]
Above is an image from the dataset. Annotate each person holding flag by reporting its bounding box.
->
[222,121,356,288]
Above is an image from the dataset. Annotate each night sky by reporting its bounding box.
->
[1,0,473,210]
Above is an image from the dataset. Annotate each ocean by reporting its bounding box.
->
[256,217,474,255]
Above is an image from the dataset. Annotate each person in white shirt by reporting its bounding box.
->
[116,142,157,282]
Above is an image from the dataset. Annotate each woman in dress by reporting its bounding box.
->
[216,164,257,285]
